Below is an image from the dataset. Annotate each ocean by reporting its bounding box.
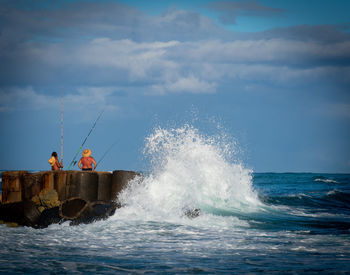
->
[0,126,349,274]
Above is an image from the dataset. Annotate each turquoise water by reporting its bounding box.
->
[0,126,349,273]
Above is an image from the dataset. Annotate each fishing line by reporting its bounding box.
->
[96,140,118,168]
[67,109,105,170]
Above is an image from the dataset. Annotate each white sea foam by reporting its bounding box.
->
[314,178,339,184]
[116,125,262,224]
[290,246,317,252]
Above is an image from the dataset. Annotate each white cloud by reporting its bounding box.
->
[0,87,58,112]
[0,86,119,114]
[18,36,347,96]
[150,76,216,95]
[1,3,349,98]
[177,39,350,64]
[76,38,180,81]
[65,87,118,113]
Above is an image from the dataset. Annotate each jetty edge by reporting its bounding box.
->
[0,170,141,228]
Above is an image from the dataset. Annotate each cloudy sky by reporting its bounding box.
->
[0,0,349,173]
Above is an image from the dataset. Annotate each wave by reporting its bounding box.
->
[314,178,339,184]
[112,124,349,234]
[326,190,350,205]
[261,189,350,215]
[116,125,262,223]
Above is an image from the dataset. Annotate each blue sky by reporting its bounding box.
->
[0,0,349,173]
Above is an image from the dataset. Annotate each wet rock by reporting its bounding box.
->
[42,172,55,190]
[184,208,201,219]
[1,170,140,228]
[59,197,88,220]
[111,170,141,201]
[37,207,62,229]
[31,195,41,206]
[0,201,41,227]
[67,172,98,202]
[54,171,69,201]
[96,172,113,201]
[69,201,119,226]
[1,171,27,203]
[5,222,19,227]
[38,189,60,209]
[22,172,44,201]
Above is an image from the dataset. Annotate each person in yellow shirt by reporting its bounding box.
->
[48,152,63,171]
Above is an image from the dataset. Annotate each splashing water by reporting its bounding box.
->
[2,126,350,273]
[117,125,262,222]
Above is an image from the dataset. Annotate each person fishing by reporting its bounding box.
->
[48,152,63,171]
[78,149,97,171]
[67,110,104,170]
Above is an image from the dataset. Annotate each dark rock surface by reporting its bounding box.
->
[36,207,62,229]
[184,208,201,219]
[0,170,140,228]
[0,201,41,227]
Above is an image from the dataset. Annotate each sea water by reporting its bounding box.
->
[0,125,349,274]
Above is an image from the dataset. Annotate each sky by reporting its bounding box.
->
[0,0,349,173]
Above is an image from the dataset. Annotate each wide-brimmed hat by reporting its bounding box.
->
[48,156,56,166]
[83,148,92,157]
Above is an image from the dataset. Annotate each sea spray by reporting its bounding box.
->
[1,172,349,273]
[117,125,262,221]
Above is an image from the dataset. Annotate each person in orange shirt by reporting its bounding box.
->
[48,152,63,171]
[78,148,97,171]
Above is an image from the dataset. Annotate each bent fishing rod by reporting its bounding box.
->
[67,109,104,170]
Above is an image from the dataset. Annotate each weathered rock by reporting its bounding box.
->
[31,195,41,206]
[67,171,98,202]
[5,222,19,227]
[96,172,113,201]
[111,170,141,201]
[184,208,201,219]
[90,201,119,218]
[37,207,62,229]
[38,189,60,209]
[59,197,89,220]
[42,172,55,190]
[69,201,118,226]
[1,169,139,228]
[54,171,69,201]
[0,201,41,227]
[22,172,44,201]
[1,171,27,203]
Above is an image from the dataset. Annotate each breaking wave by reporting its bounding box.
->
[314,178,339,184]
[116,125,262,222]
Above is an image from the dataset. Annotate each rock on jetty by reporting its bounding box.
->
[0,170,140,228]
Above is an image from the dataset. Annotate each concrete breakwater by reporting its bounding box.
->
[0,170,140,228]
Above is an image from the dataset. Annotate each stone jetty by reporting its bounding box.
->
[0,170,140,228]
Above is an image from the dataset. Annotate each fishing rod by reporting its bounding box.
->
[60,90,63,168]
[67,109,105,170]
[96,140,118,168]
